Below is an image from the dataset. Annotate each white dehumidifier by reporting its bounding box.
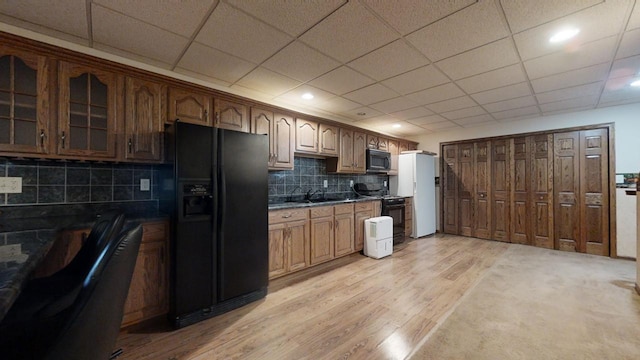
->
[364,216,393,259]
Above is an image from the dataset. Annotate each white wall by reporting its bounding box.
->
[413,103,640,258]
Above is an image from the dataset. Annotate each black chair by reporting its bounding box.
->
[1,211,126,322]
[1,224,143,360]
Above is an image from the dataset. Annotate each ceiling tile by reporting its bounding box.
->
[601,75,640,103]
[369,96,419,114]
[540,94,598,112]
[93,43,173,69]
[530,63,610,93]
[0,0,88,39]
[308,66,374,95]
[92,5,189,65]
[195,2,292,63]
[407,114,447,125]
[491,105,541,120]
[626,1,640,30]
[610,54,640,78]
[343,84,398,105]
[340,106,383,120]
[177,42,255,83]
[234,67,301,97]
[454,114,496,127]
[456,64,527,93]
[317,96,361,113]
[262,41,340,82]
[535,81,603,104]
[513,2,627,61]
[348,40,429,80]
[226,0,345,36]
[471,82,532,104]
[442,106,487,120]
[436,38,520,80]
[603,75,637,92]
[616,28,640,59]
[406,83,465,105]
[362,0,474,35]
[501,0,601,33]
[427,96,477,113]
[543,105,595,116]
[523,36,617,79]
[386,122,430,136]
[174,67,231,87]
[357,115,399,127]
[406,0,509,61]
[275,85,335,105]
[299,1,398,63]
[483,95,537,112]
[381,65,449,95]
[390,106,433,120]
[94,0,216,37]
[422,121,461,131]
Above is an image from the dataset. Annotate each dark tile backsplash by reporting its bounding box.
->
[0,159,159,206]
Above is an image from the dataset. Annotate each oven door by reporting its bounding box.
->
[382,204,405,243]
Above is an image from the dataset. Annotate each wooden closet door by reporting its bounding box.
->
[474,142,490,239]
[442,144,458,234]
[532,135,554,249]
[458,143,474,237]
[510,137,530,245]
[580,129,609,256]
[491,140,509,241]
[554,131,580,252]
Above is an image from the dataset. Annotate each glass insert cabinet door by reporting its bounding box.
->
[0,47,50,154]
[58,61,117,158]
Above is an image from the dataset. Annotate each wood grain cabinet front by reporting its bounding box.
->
[124,77,164,162]
[268,209,310,279]
[214,98,249,133]
[167,87,212,126]
[251,107,294,170]
[327,129,366,174]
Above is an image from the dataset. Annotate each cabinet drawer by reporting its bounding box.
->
[310,206,333,218]
[334,203,354,215]
[354,201,374,212]
[269,208,308,224]
[142,221,167,242]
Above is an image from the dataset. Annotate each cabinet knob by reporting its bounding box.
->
[282,214,292,218]
[61,131,66,149]
[128,138,133,153]
[40,129,45,147]
[204,110,209,121]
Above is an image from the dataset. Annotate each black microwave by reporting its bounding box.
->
[366,148,391,173]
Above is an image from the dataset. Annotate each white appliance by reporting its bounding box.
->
[364,216,393,259]
[390,151,436,238]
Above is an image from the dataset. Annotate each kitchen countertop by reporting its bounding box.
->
[0,211,168,322]
[268,196,382,210]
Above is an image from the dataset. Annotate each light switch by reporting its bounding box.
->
[140,178,150,191]
[0,177,22,193]
[323,180,328,188]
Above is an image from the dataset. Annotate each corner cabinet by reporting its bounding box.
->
[0,47,50,156]
[167,87,212,126]
[57,61,117,158]
[251,106,294,170]
[214,98,249,132]
[124,77,164,162]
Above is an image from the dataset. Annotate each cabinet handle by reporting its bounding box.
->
[282,214,292,218]
[128,138,133,153]
[61,131,66,149]
[40,129,45,147]
[204,110,208,121]
[215,112,220,123]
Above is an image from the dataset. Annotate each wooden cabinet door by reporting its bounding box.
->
[399,141,409,153]
[268,223,287,278]
[272,113,294,170]
[288,219,310,272]
[408,142,418,151]
[124,77,162,161]
[0,48,50,155]
[442,144,458,234]
[319,124,338,156]
[214,98,248,132]
[554,131,580,252]
[377,137,388,151]
[334,213,354,257]
[510,137,530,245]
[491,139,509,241]
[531,134,554,249]
[474,141,491,239]
[458,143,474,236]
[58,61,117,158]
[580,128,609,256]
[353,131,367,173]
[354,210,371,252]
[337,129,354,172]
[388,140,399,175]
[295,118,318,153]
[168,87,212,126]
[405,197,413,237]
[367,134,378,149]
[310,216,334,265]
[251,107,274,164]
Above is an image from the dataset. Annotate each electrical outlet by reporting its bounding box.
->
[383,180,387,187]
[349,180,354,187]
[140,178,150,191]
[0,177,22,193]
[323,179,328,188]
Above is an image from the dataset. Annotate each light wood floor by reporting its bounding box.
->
[115,234,509,359]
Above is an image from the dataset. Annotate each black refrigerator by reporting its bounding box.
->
[160,121,269,329]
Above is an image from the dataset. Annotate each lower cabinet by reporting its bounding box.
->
[34,228,89,278]
[121,221,169,327]
[404,197,413,237]
[354,202,375,252]
[268,209,310,279]
[310,206,335,265]
[334,204,355,257]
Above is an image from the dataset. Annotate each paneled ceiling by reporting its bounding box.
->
[1,0,639,137]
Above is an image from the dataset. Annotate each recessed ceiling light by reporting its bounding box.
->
[631,79,640,87]
[357,112,366,116]
[301,93,314,100]
[549,28,580,43]
[392,124,402,128]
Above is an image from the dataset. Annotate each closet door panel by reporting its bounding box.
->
[511,137,529,245]
[442,144,459,234]
[474,142,490,239]
[580,129,609,256]
[554,131,580,252]
[458,143,474,237]
[532,135,554,249]
[491,140,509,242]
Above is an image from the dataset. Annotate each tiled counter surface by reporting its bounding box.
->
[268,196,381,210]
[0,208,167,321]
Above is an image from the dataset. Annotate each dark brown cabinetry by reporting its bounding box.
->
[0,48,50,155]
[251,107,294,170]
[167,87,212,126]
[214,98,249,132]
[124,77,163,162]
[441,124,613,256]
[58,61,117,158]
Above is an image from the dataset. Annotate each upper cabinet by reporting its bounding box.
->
[319,124,338,156]
[295,118,318,153]
[251,106,294,170]
[124,77,164,162]
[58,61,117,158]
[214,98,249,133]
[366,135,389,151]
[327,129,366,174]
[388,139,399,175]
[167,87,212,126]
[0,47,50,155]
